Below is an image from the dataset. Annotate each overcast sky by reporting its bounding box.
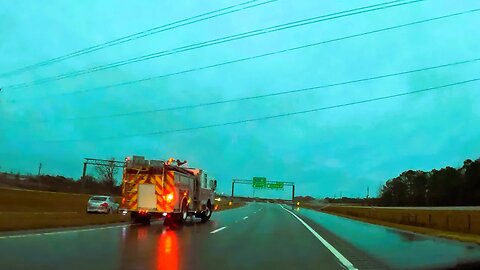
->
[1,0,479,198]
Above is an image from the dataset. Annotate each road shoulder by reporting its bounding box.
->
[320,208,480,245]
[288,206,391,270]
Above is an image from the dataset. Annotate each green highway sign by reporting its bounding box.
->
[252,177,266,189]
[267,182,284,190]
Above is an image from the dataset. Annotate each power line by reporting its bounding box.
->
[28,77,480,143]
[39,57,480,122]
[7,6,479,102]
[0,0,278,77]
[3,0,426,90]
[3,0,421,89]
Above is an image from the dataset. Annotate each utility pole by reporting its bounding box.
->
[37,163,42,188]
[82,162,87,178]
[366,186,370,199]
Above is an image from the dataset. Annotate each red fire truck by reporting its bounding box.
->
[121,156,217,225]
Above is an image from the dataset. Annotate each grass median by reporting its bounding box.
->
[214,199,245,212]
[0,187,127,232]
[0,212,129,231]
[0,188,245,232]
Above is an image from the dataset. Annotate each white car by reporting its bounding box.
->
[86,196,119,214]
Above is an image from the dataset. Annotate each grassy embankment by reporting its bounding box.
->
[0,188,245,231]
[305,204,480,244]
[0,188,129,231]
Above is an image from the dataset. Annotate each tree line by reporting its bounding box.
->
[379,158,480,206]
[0,158,121,195]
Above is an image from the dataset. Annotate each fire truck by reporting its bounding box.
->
[121,156,217,225]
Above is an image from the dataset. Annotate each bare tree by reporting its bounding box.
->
[95,158,118,187]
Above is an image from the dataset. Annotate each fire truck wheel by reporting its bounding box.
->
[142,215,151,225]
[180,200,188,223]
[201,201,212,222]
[164,214,180,226]
[163,215,172,226]
[131,212,150,225]
[131,212,139,223]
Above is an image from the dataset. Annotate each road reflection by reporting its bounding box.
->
[119,218,216,270]
[137,226,148,240]
[157,229,179,270]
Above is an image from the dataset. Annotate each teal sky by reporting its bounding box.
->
[1,0,479,199]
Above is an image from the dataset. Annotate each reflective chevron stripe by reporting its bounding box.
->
[123,167,177,212]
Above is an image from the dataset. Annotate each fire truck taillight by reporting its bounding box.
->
[122,198,126,205]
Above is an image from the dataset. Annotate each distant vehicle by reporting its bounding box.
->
[121,156,217,225]
[86,196,119,214]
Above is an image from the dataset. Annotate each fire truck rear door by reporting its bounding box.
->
[138,184,156,209]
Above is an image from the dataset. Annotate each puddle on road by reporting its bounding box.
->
[298,208,480,270]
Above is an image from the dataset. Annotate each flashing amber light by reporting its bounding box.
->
[228,201,232,206]
[183,191,187,197]
[296,202,300,206]
[166,193,174,202]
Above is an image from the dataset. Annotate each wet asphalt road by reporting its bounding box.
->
[1,203,480,270]
[0,203,354,270]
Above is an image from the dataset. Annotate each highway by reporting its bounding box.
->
[0,203,479,270]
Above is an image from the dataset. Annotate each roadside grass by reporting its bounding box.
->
[303,204,480,244]
[0,188,126,231]
[0,212,129,231]
[0,188,245,231]
[0,188,94,212]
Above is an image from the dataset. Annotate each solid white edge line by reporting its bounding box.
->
[243,216,248,220]
[0,224,128,239]
[210,226,227,234]
[280,205,358,270]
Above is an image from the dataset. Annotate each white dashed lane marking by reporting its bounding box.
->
[210,226,227,234]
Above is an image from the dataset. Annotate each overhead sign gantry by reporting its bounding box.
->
[81,157,125,178]
[231,177,295,201]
